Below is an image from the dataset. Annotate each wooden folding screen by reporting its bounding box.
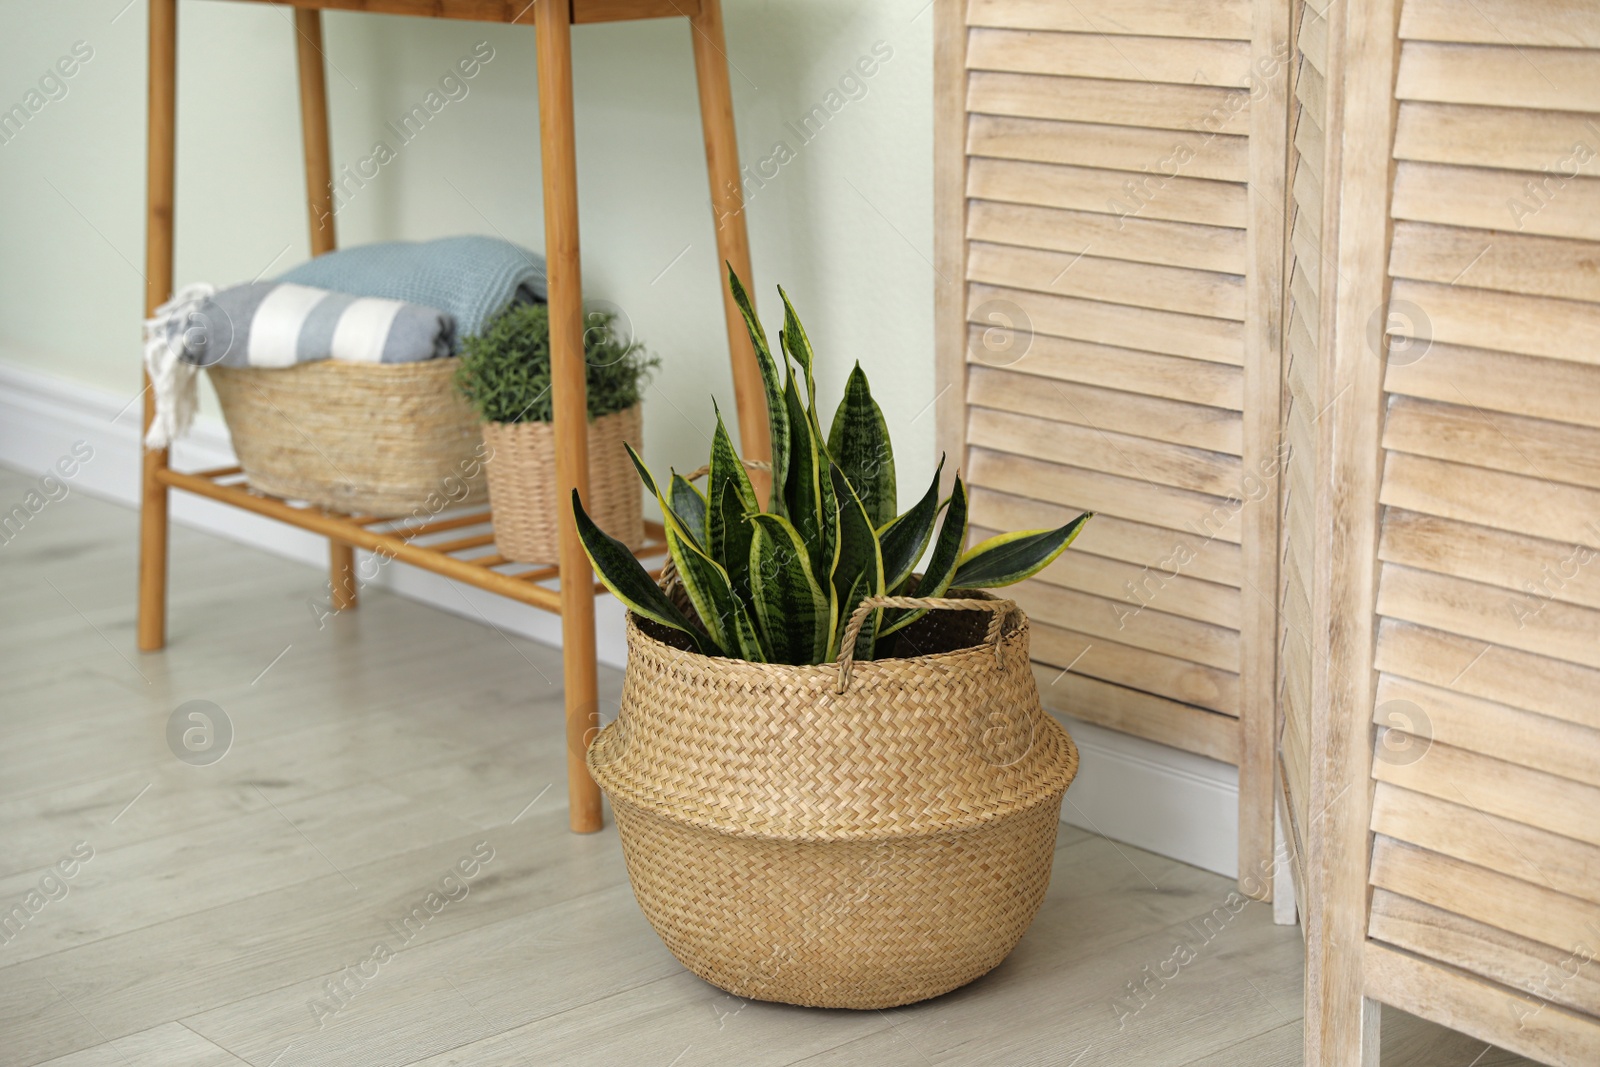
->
[1273,0,1328,927]
[939,0,1600,1058]
[934,0,1289,891]
[1293,0,1600,1062]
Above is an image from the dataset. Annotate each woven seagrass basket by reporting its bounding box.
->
[479,405,643,564]
[209,361,486,516]
[588,589,1079,1010]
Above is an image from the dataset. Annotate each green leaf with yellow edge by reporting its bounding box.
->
[748,512,831,665]
[669,472,707,547]
[777,286,818,414]
[572,489,714,655]
[708,405,760,598]
[782,376,832,579]
[879,475,969,637]
[827,362,897,528]
[665,521,763,661]
[828,464,884,661]
[951,511,1093,588]
[878,455,944,591]
[627,441,706,556]
[727,267,789,514]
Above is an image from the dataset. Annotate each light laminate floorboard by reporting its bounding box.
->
[0,467,1536,1065]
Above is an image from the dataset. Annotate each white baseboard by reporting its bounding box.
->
[1050,714,1238,878]
[0,359,1237,878]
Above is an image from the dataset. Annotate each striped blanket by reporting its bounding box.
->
[167,282,454,368]
[142,282,455,448]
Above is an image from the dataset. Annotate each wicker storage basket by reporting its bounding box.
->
[588,591,1079,1010]
[209,361,486,516]
[480,405,643,564]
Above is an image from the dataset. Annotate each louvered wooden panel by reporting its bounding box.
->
[1396,42,1600,111]
[1394,104,1600,175]
[1399,0,1600,46]
[938,0,1289,894]
[1369,891,1600,1016]
[1358,4,1600,1056]
[967,408,1242,497]
[967,484,1243,585]
[1381,453,1600,551]
[1385,341,1600,428]
[967,115,1251,182]
[1379,510,1600,612]
[967,199,1247,273]
[1376,619,1600,731]
[963,325,1246,409]
[966,28,1253,86]
[967,240,1248,319]
[1388,278,1600,363]
[1374,675,1600,788]
[968,449,1244,548]
[965,0,1251,39]
[1389,221,1600,301]
[968,365,1243,454]
[1372,732,1600,849]
[1392,161,1600,241]
[1032,621,1241,715]
[1272,0,1329,924]
[1032,665,1239,763]
[1371,785,1600,906]
[968,282,1244,364]
[980,524,1241,627]
[1371,837,1599,954]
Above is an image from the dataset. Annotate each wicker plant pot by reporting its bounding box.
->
[209,361,486,516]
[479,405,643,564]
[587,590,1079,1010]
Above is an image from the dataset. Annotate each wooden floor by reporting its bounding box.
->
[0,466,1540,1066]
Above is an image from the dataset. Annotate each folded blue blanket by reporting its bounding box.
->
[278,235,547,340]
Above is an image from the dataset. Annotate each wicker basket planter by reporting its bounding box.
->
[479,405,643,564]
[588,590,1079,1010]
[209,361,486,516]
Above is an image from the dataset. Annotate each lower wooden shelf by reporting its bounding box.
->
[157,464,665,613]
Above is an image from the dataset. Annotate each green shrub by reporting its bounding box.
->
[454,302,659,424]
[573,270,1092,665]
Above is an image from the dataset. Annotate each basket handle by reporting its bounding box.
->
[834,595,1016,694]
[679,458,771,483]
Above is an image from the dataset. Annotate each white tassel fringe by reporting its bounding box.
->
[142,283,215,449]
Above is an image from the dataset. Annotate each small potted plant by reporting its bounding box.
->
[456,302,658,563]
[572,271,1089,1010]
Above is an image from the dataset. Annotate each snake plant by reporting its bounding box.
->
[572,270,1091,664]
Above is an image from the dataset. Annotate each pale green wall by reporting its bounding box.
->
[0,0,936,505]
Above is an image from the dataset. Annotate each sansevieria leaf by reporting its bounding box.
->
[665,522,764,660]
[879,475,969,638]
[951,512,1093,588]
[624,440,664,499]
[708,405,761,608]
[748,512,831,665]
[878,455,944,592]
[712,478,758,615]
[828,464,884,661]
[727,267,788,514]
[782,376,831,578]
[778,286,819,414]
[572,489,714,655]
[628,442,705,553]
[827,363,897,528]
[669,472,707,547]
